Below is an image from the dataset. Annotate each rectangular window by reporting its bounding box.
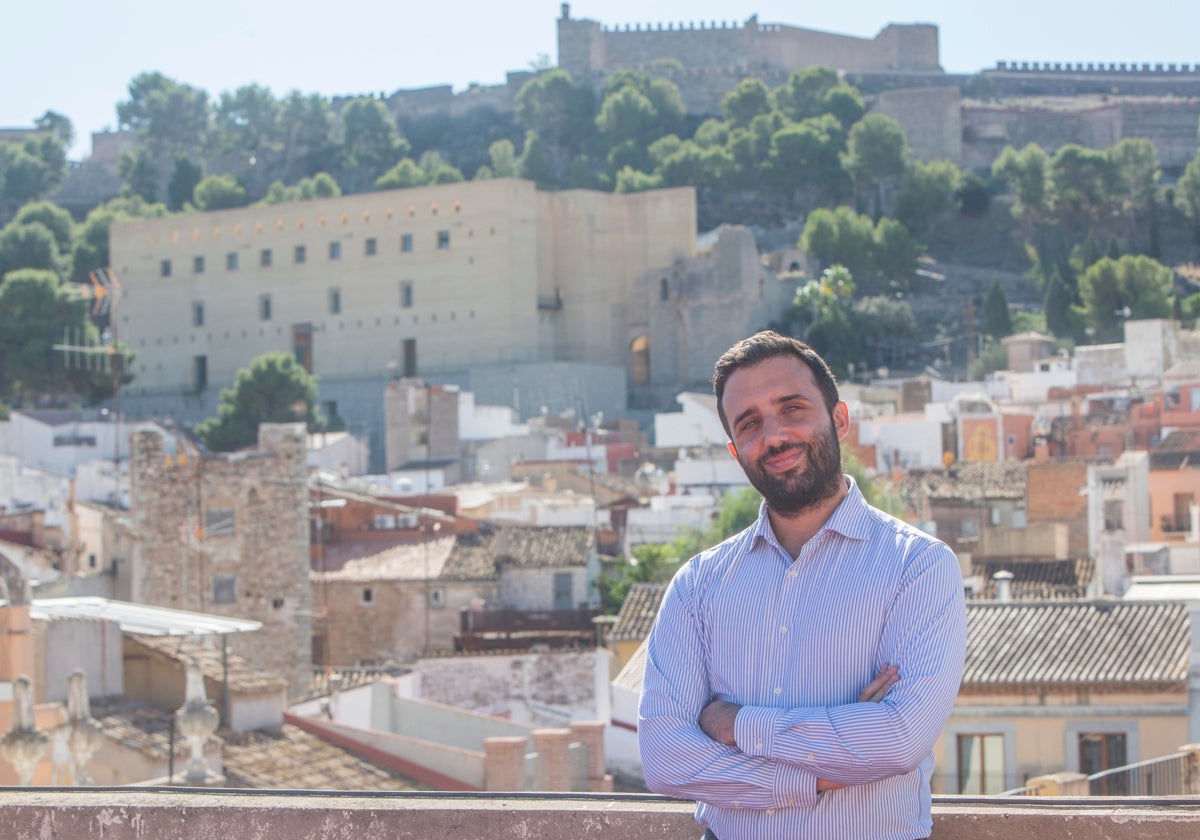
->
[400,280,414,308]
[403,338,417,377]
[261,248,273,268]
[361,587,374,605]
[429,588,445,608]
[259,293,272,321]
[193,355,207,392]
[212,575,237,605]
[161,259,172,278]
[401,233,413,253]
[437,230,450,249]
[226,251,238,271]
[957,734,1006,795]
[205,508,236,537]
[294,244,307,264]
[293,323,313,374]
[329,241,341,260]
[193,255,205,274]
[192,301,205,327]
[328,287,341,315]
[365,237,377,256]
[553,572,573,610]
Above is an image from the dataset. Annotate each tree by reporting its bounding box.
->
[1047,143,1113,225]
[1077,255,1173,342]
[0,269,101,405]
[821,84,866,130]
[35,110,74,150]
[853,295,917,370]
[517,131,557,190]
[0,222,60,279]
[375,158,428,190]
[991,143,1048,219]
[842,114,908,216]
[213,84,282,159]
[980,278,1013,339]
[773,66,840,122]
[894,159,961,241]
[0,134,67,203]
[69,194,167,282]
[721,78,773,128]
[970,338,1009,380]
[614,166,663,193]
[13,202,73,255]
[167,156,204,211]
[1044,269,1072,338]
[195,352,317,452]
[339,97,410,189]
[1175,150,1200,243]
[418,150,464,184]
[192,174,248,211]
[116,72,210,186]
[278,91,338,179]
[118,148,159,202]
[488,139,518,177]
[765,116,845,201]
[956,173,991,215]
[872,218,920,279]
[799,207,875,275]
[515,69,595,153]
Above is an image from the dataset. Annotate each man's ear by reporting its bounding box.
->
[833,401,851,442]
[726,441,738,459]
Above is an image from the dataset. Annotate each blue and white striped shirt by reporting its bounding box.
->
[639,478,967,840]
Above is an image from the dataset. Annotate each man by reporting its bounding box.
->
[639,331,967,840]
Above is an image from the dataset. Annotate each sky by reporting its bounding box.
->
[5,0,1199,160]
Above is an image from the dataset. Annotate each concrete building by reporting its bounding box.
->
[109,179,711,469]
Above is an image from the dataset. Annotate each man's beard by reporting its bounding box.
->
[739,421,844,518]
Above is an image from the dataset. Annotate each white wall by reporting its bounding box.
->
[36,617,123,702]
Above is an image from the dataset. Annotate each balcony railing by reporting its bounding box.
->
[1089,753,1187,796]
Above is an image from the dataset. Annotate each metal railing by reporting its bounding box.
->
[1089,753,1186,796]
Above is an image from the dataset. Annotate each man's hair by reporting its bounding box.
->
[712,331,840,437]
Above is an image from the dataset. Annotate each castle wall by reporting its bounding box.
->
[129,424,312,695]
[874,86,964,163]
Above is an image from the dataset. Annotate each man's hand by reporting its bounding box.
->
[699,699,739,745]
[818,663,900,791]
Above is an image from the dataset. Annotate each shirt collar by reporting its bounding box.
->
[751,474,873,548]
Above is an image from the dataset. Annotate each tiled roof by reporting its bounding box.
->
[963,600,1189,689]
[609,583,666,642]
[616,600,1189,695]
[311,536,455,582]
[969,557,1095,600]
[905,461,1028,502]
[440,524,594,581]
[220,724,424,791]
[128,635,287,694]
[90,697,196,761]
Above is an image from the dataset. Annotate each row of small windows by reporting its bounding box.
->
[161,232,440,277]
[192,282,415,325]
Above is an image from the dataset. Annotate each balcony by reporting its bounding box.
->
[3,790,1200,838]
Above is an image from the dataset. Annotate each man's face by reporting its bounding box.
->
[721,356,849,517]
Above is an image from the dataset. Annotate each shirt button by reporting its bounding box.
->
[779,626,787,634]
[789,570,798,579]
[755,741,762,750]
[766,809,775,815]
[787,798,796,805]
[808,753,815,761]
[774,686,782,695]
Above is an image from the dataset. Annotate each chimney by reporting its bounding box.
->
[993,570,1014,603]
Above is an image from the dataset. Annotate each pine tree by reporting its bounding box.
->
[981,278,1013,339]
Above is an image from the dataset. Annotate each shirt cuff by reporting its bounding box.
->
[734,704,782,758]
[773,761,819,809]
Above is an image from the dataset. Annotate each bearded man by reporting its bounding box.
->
[639,331,967,840]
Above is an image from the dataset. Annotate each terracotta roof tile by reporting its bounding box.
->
[905,461,1028,502]
[128,635,287,694]
[610,583,666,642]
[220,724,424,791]
[969,557,1095,600]
[440,524,594,581]
[963,600,1189,689]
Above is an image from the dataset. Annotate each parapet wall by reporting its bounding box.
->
[4,790,1200,839]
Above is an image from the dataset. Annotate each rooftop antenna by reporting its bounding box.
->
[54,269,129,508]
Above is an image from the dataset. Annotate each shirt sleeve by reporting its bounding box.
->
[639,562,821,810]
[732,542,967,785]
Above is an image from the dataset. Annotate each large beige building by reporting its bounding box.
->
[110,179,696,399]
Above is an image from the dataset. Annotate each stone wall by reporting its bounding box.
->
[5,791,1200,839]
[129,424,312,695]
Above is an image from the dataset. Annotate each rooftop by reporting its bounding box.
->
[609,583,666,642]
[962,600,1190,689]
[440,524,594,580]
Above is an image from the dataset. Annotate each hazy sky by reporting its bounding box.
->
[5,0,1198,160]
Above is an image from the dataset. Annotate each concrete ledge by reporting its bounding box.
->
[2,790,1200,839]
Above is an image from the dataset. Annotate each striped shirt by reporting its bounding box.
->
[639,477,967,840]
